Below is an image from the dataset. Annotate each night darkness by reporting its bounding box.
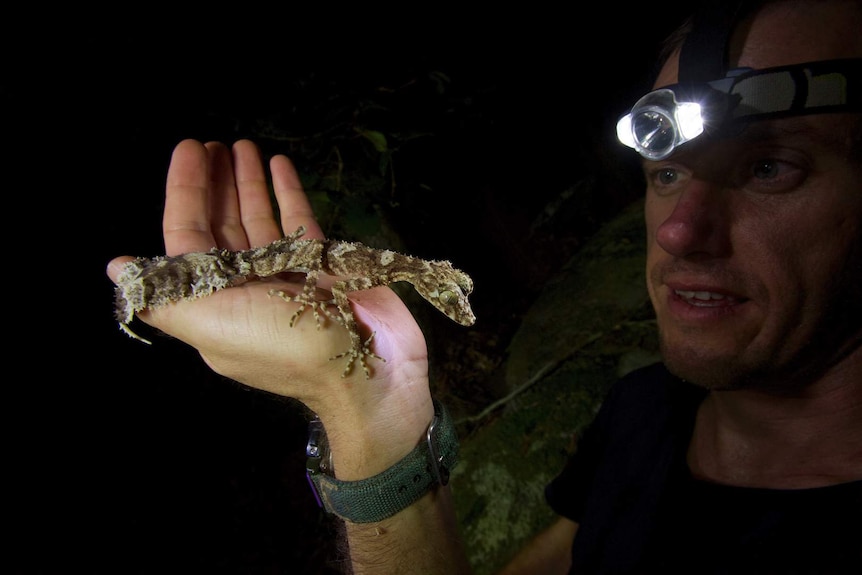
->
[9,6,691,573]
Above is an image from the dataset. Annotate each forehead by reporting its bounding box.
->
[732,114,859,157]
[654,0,862,89]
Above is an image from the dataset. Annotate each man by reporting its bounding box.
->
[107,0,861,572]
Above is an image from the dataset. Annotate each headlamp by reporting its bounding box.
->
[616,87,708,161]
[617,59,862,160]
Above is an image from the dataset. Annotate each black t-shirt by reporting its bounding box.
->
[545,362,862,574]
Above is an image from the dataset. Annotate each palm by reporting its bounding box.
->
[108,139,429,408]
[134,268,424,390]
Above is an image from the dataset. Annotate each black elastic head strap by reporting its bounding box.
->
[678,0,749,83]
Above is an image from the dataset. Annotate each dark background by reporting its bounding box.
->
[8,6,690,573]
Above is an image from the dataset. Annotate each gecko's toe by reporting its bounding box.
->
[330,332,385,379]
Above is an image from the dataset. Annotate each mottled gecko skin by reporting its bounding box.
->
[114,226,475,378]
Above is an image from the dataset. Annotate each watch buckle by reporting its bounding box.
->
[426,412,450,486]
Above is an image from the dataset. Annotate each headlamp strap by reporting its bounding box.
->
[728,59,862,119]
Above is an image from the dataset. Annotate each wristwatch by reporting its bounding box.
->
[305,399,459,523]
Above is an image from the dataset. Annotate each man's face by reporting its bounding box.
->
[643,3,862,390]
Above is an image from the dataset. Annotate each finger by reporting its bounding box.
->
[163,139,217,256]
[206,141,249,251]
[232,140,284,247]
[270,154,325,240]
[106,256,135,284]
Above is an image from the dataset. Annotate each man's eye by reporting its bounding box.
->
[752,160,780,179]
[743,157,806,192]
[644,163,690,195]
[657,168,678,185]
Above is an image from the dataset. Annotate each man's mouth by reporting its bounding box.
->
[673,289,740,307]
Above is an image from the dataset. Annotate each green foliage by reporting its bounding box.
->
[238,68,464,245]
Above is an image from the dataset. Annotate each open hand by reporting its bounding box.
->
[106,140,433,440]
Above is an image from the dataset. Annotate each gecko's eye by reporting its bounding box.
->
[454,273,472,295]
[439,290,459,305]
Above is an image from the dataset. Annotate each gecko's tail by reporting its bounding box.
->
[114,281,153,344]
[118,320,153,345]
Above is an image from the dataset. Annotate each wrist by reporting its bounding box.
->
[306,398,458,523]
[324,393,435,481]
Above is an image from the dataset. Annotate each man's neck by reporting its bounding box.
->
[687,346,862,489]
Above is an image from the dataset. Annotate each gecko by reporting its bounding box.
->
[114,225,476,378]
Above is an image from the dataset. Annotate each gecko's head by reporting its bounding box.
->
[415,262,476,326]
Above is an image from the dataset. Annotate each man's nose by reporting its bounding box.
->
[655,181,732,259]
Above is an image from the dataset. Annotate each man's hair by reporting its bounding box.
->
[656,15,693,74]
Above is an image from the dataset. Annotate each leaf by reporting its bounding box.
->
[356,128,388,153]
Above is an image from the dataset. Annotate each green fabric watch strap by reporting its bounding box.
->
[306,399,459,524]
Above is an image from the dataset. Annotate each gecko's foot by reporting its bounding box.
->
[330,332,386,379]
[269,289,329,330]
[318,299,345,325]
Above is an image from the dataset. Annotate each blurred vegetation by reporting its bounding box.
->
[217,67,473,246]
